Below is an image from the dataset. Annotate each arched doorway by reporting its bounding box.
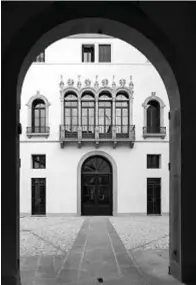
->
[81,155,113,216]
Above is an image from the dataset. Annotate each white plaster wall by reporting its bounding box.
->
[20,36,169,215]
[20,143,169,214]
[45,37,148,64]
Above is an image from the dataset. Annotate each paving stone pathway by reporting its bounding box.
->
[20,217,183,285]
[20,217,146,284]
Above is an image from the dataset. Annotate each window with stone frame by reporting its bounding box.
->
[115,92,129,137]
[32,155,46,169]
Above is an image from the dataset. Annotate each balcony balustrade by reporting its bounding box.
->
[143,126,166,139]
[26,126,50,138]
[59,124,135,148]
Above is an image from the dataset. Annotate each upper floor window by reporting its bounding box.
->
[26,92,50,138]
[142,93,166,138]
[147,100,160,133]
[99,45,111,62]
[64,92,78,133]
[115,92,129,137]
[32,99,46,133]
[34,51,45,63]
[98,91,112,137]
[32,155,46,169]
[81,92,95,136]
[82,45,95,62]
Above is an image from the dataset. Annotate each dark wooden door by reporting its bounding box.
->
[32,178,46,215]
[147,178,161,215]
[81,156,112,216]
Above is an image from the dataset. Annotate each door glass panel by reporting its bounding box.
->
[98,186,110,205]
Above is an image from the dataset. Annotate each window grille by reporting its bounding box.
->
[99,45,111,62]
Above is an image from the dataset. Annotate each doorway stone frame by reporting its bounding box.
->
[77,150,118,216]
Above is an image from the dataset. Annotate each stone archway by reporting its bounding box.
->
[5,3,196,283]
[17,19,181,280]
[77,150,118,216]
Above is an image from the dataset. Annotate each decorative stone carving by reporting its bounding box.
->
[94,75,99,90]
[77,75,82,89]
[59,75,64,89]
[67,78,74,86]
[119,79,126,88]
[102,79,109,87]
[152,91,156,97]
[112,75,116,90]
[85,79,91,87]
[35,90,40,97]
[129,76,134,94]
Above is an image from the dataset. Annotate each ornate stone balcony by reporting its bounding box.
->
[26,127,50,138]
[143,126,166,139]
[59,125,135,148]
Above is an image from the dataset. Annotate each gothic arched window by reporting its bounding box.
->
[81,92,95,138]
[32,99,46,133]
[98,91,112,138]
[64,92,78,133]
[115,92,129,138]
[146,100,160,133]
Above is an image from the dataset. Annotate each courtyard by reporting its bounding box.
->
[20,215,184,285]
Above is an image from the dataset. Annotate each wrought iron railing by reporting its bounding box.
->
[81,125,95,139]
[98,125,112,139]
[59,124,135,141]
[60,125,78,139]
[143,126,166,137]
[26,126,50,134]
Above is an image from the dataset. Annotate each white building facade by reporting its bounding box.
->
[20,34,170,216]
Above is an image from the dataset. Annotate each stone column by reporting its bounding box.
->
[78,98,82,140]
[112,98,116,139]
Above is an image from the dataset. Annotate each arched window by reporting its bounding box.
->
[115,92,129,138]
[81,92,95,138]
[32,99,46,133]
[64,92,78,134]
[98,91,112,138]
[146,100,160,133]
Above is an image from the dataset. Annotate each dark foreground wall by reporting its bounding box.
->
[2,2,196,284]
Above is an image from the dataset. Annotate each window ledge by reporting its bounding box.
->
[143,133,166,139]
[27,133,50,138]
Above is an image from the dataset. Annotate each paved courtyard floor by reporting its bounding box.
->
[20,216,184,285]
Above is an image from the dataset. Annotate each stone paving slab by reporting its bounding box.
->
[20,216,184,285]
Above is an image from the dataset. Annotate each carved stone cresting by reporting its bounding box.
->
[102,79,109,87]
[85,79,91,87]
[67,78,74,86]
[119,79,126,88]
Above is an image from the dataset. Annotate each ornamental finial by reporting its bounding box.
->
[129,75,134,92]
[59,75,64,89]
[112,75,116,89]
[77,75,82,89]
[94,75,99,89]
